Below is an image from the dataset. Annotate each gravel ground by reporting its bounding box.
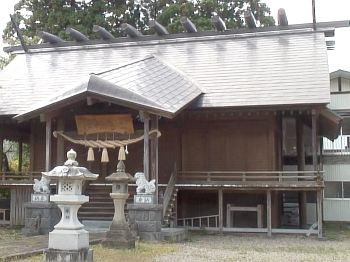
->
[155,233,350,262]
[4,226,350,262]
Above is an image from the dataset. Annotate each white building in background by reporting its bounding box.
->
[323,69,350,222]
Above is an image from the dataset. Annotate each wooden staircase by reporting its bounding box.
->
[163,165,178,227]
[79,183,137,221]
[163,187,178,226]
[78,183,114,221]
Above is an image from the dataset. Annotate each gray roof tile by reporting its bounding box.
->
[0,30,330,116]
[15,55,203,120]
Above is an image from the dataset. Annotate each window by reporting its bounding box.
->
[324,181,350,199]
[343,182,350,198]
[324,182,342,198]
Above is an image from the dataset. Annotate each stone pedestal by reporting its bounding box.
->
[43,248,93,262]
[127,204,163,241]
[103,224,135,249]
[22,202,60,236]
[102,192,135,249]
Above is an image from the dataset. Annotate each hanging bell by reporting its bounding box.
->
[101,148,109,163]
[125,144,129,155]
[87,147,95,162]
[118,146,126,161]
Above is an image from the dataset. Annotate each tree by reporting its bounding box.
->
[0,55,14,70]
[3,0,274,44]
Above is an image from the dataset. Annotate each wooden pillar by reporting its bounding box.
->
[0,135,3,174]
[18,140,23,173]
[150,115,159,204]
[29,121,35,171]
[56,117,65,165]
[296,117,307,228]
[45,118,52,171]
[311,109,318,170]
[317,190,323,238]
[267,190,272,237]
[143,112,150,180]
[218,188,223,233]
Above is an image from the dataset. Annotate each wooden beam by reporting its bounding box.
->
[317,190,323,238]
[150,114,159,204]
[56,117,65,165]
[143,112,150,181]
[267,190,272,237]
[18,140,22,172]
[45,119,52,171]
[218,188,223,233]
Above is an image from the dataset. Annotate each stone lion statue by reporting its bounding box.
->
[33,175,51,194]
[134,172,156,195]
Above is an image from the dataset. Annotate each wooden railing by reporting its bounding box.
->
[177,170,323,184]
[163,163,177,217]
[177,214,219,228]
[0,171,42,182]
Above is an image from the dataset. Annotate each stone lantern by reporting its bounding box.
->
[102,146,135,249]
[43,149,99,262]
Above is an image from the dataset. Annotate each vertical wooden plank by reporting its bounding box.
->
[45,118,52,171]
[150,115,159,204]
[267,190,272,237]
[0,136,3,174]
[30,120,35,171]
[18,140,23,172]
[56,117,65,165]
[296,117,305,171]
[317,190,323,238]
[311,109,318,170]
[10,189,14,226]
[143,112,150,181]
[218,188,223,232]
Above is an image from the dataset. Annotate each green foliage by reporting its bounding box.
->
[0,189,10,199]
[0,54,15,70]
[3,140,30,173]
[3,0,274,44]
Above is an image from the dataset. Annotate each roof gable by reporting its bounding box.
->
[15,55,203,120]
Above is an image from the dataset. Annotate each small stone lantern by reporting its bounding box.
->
[102,146,135,249]
[43,149,99,262]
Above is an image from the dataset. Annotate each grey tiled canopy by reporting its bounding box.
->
[15,55,203,120]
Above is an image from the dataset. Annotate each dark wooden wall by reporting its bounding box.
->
[181,115,277,172]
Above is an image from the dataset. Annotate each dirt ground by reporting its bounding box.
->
[4,224,350,262]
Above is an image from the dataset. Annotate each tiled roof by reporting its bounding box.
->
[0,29,330,117]
[15,55,202,120]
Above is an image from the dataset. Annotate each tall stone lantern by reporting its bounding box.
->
[102,146,135,249]
[43,149,99,262]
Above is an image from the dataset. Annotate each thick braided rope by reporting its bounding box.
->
[53,130,161,149]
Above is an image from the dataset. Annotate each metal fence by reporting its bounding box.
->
[323,135,350,155]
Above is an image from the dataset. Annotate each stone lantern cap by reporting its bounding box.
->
[42,149,98,181]
[105,171,133,182]
[105,160,133,182]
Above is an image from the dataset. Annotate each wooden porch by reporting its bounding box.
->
[164,169,324,237]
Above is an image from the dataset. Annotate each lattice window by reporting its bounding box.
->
[61,182,73,192]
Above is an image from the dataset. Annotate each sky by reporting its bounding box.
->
[0,0,349,71]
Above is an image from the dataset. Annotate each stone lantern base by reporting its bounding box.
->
[43,248,93,262]
[102,224,135,249]
[49,229,89,250]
